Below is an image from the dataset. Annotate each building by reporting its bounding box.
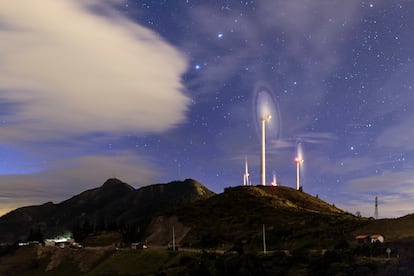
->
[44,232,75,248]
[355,235,369,244]
[355,234,384,244]
[370,234,384,243]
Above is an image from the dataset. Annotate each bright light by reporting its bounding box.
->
[253,82,281,141]
[261,114,271,121]
[295,157,303,163]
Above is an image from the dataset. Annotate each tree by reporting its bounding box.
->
[27,226,43,243]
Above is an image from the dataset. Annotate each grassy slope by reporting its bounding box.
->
[174,186,366,251]
[87,249,171,275]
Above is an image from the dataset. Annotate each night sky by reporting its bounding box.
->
[1,1,414,218]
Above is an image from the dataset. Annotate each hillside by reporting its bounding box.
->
[352,213,414,241]
[0,178,214,243]
[1,182,414,274]
[155,185,364,251]
[2,180,413,251]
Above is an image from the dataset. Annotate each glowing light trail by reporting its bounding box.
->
[253,81,281,186]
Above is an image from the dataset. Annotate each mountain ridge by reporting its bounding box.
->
[1,179,414,275]
[0,178,214,243]
[1,178,413,253]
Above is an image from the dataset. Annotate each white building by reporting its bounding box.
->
[370,234,384,243]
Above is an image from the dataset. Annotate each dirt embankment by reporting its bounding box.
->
[144,216,190,246]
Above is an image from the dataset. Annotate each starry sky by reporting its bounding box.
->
[1,0,414,218]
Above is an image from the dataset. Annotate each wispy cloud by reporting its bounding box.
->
[296,132,337,144]
[346,169,414,193]
[335,168,414,217]
[376,117,414,150]
[0,1,189,141]
[338,192,414,219]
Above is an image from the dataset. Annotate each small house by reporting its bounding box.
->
[355,235,369,244]
[370,234,384,243]
[355,234,384,244]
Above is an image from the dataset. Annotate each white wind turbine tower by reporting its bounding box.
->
[254,82,281,187]
[260,114,271,186]
[295,142,304,191]
[243,157,250,186]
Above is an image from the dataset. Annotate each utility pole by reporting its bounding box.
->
[263,224,267,254]
[172,225,176,252]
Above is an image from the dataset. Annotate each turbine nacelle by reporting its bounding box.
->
[295,157,304,164]
[261,114,272,121]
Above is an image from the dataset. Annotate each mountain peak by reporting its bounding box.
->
[101,178,134,192]
[183,178,215,197]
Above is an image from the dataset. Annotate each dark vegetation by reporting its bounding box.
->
[0,244,413,275]
[0,179,413,274]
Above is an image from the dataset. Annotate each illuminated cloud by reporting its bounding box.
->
[336,169,414,217]
[0,0,189,141]
[338,193,414,219]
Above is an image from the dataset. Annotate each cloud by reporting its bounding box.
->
[330,156,376,175]
[0,154,157,216]
[346,169,414,193]
[188,0,362,81]
[269,139,293,150]
[376,117,414,150]
[338,193,414,219]
[334,168,414,217]
[0,0,189,141]
[257,0,360,76]
[297,132,337,144]
[335,194,414,218]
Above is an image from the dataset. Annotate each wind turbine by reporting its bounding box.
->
[243,157,250,186]
[253,82,281,187]
[271,171,277,186]
[295,143,304,190]
[260,114,271,186]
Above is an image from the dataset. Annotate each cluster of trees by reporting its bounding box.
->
[70,217,145,242]
[24,216,148,244]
